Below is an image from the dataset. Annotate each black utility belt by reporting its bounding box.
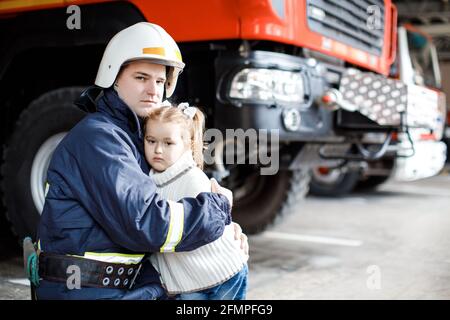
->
[38,252,143,290]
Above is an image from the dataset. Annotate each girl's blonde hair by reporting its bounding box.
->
[144,104,205,169]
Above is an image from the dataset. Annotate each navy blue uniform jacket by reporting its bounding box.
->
[36,89,231,299]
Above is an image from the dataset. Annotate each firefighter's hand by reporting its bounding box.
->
[232,222,249,256]
[211,178,233,208]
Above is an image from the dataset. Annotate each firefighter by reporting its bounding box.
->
[35,22,246,300]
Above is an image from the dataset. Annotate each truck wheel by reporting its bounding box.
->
[355,175,390,192]
[309,167,360,197]
[1,87,86,240]
[228,168,310,234]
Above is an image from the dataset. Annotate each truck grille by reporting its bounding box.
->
[306,0,385,56]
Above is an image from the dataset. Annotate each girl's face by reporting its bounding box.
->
[115,61,166,118]
[144,119,190,172]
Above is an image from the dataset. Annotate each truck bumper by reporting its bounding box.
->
[393,140,447,181]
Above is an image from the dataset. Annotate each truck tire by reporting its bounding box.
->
[355,175,390,192]
[309,167,360,197]
[231,169,310,234]
[1,87,86,241]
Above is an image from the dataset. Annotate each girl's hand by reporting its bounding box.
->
[232,222,249,256]
[210,178,233,208]
[211,179,248,255]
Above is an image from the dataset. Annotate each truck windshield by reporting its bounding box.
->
[406,30,439,88]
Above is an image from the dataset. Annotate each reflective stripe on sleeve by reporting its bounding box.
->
[160,200,184,253]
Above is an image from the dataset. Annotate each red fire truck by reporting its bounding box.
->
[1,0,410,240]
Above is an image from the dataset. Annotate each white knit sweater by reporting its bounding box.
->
[149,151,248,294]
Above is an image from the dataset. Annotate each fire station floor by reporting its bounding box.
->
[1,165,450,300]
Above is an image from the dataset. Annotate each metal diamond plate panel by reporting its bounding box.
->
[338,69,443,131]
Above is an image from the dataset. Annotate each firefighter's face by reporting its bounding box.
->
[144,119,189,172]
[115,61,166,118]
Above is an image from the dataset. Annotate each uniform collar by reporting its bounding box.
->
[150,151,196,187]
[97,88,143,137]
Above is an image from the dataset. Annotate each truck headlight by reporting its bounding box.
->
[229,68,305,104]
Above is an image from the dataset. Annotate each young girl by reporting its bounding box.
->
[143,103,249,300]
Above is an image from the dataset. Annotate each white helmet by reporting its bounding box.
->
[95,22,185,98]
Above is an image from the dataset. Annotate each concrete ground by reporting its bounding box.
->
[247,170,450,299]
[1,170,450,300]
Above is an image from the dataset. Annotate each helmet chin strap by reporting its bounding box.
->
[163,65,170,101]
